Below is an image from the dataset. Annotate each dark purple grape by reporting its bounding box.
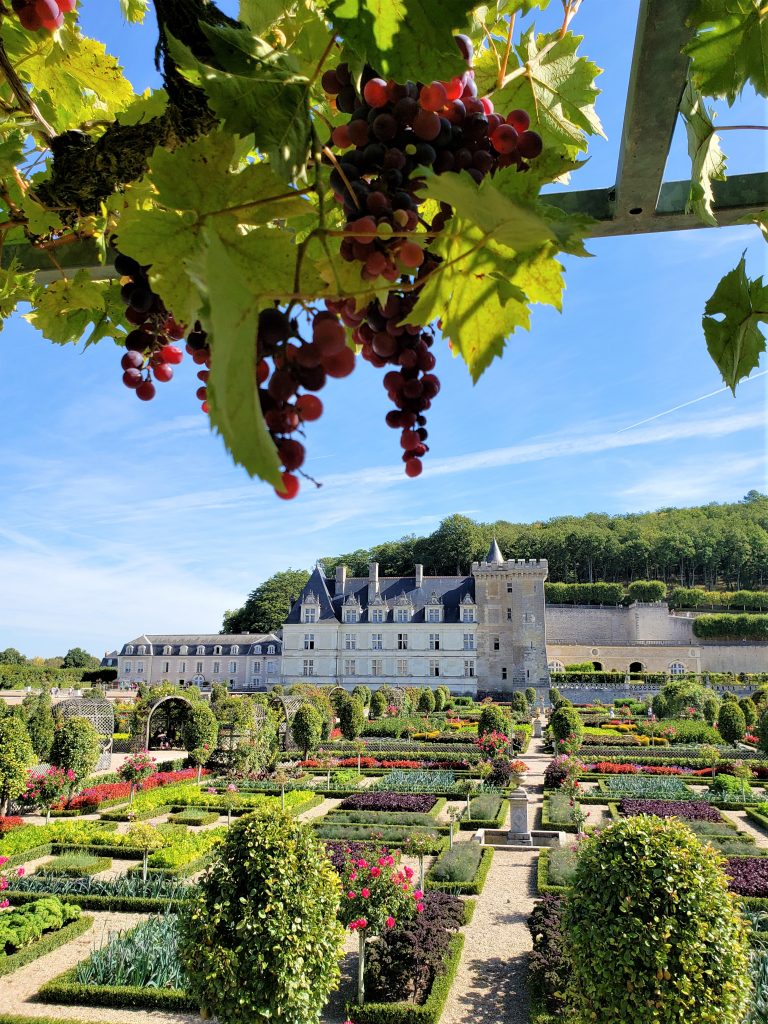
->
[454,34,474,63]
[336,86,358,114]
[372,113,398,141]
[517,130,543,158]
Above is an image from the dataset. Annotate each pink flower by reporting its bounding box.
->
[347,891,356,899]
[361,888,370,898]
[413,890,423,900]
[0,879,7,891]
[0,857,7,867]
[16,867,24,877]
[349,920,359,931]
[416,903,424,913]
[0,899,8,909]
[357,859,368,868]
[385,916,395,929]
[357,918,367,929]
[404,866,413,879]
[378,856,388,866]
[349,870,357,881]
[370,867,381,877]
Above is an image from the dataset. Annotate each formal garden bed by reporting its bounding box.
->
[0,898,91,980]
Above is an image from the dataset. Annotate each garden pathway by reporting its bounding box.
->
[721,809,768,848]
[439,734,550,1024]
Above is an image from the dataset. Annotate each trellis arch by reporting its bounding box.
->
[269,694,303,751]
[56,697,114,771]
[138,693,197,751]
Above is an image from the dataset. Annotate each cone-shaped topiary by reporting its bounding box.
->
[178,809,344,1024]
[563,814,750,1024]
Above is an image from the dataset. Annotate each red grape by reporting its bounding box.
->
[506,109,531,132]
[275,472,300,500]
[363,78,389,108]
[136,379,156,401]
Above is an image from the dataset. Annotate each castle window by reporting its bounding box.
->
[429,659,440,677]
[463,633,475,651]
[124,661,132,673]
[196,646,205,656]
[462,608,476,622]
[395,608,410,623]
[371,658,383,676]
[231,645,239,655]
[125,646,134,655]
[162,661,169,674]
[464,660,475,677]
[371,608,384,623]
[163,645,172,656]
[397,658,408,675]
[267,660,276,673]
[252,660,262,674]
[344,659,356,676]
[501,666,508,680]
[303,659,314,676]
[136,661,144,674]
[493,636,500,651]
[548,661,564,672]
[229,660,237,673]
[303,607,317,623]
[196,661,203,673]
[429,633,440,651]
[213,661,220,674]
[179,646,188,655]
[179,661,186,673]
[427,607,441,623]
[213,645,222,656]
[669,662,686,676]
[371,633,383,650]
[268,645,275,654]
[304,634,315,650]
[506,608,512,620]
[345,633,357,650]
[137,646,146,655]
[345,609,359,623]
[397,633,408,650]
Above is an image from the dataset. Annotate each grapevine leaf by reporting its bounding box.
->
[324,0,475,83]
[25,271,128,346]
[703,255,768,392]
[117,88,168,127]
[203,230,283,487]
[239,0,288,35]
[406,224,564,380]
[738,209,768,241]
[493,29,604,157]
[119,0,149,22]
[683,0,768,104]
[0,261,39,324]
[679,79,727,226]
[418,170,555,251]
[167,27,312,183]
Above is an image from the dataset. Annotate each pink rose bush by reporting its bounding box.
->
[19,766,75,823]
[0,856,24,910]
[338,850,422,936]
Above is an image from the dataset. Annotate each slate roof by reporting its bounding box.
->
[486,538,504,564]
[286,571,476,624]
[119,633,281,656]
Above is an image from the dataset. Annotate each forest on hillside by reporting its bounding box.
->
[222,494,768,634]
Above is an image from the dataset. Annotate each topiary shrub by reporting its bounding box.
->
[549,706,583,747]
[338,696,365,741]
[478,705,510,738]
[718,701,746,746]
[370,689,387,719]
[49,716,100,784]
[563,815,751,1024]
[0,717,35,815]
[701,692,720,725]
[417,688,436,714]
[178,810,344,1024]
[510,691,529,716]
[291,703,322,758]
[739,697,757,728]
[524,687,537,708]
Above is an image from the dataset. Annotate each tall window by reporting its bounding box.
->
[429,633,440,651]
[213,645,222,656]
[197,646,205,656]
[493,636,500,651]
[304,633,315,650]
[506,608,512,620]
[266,660,276,674]
[178,661,186,673]
[345,633,357,650]
[397,633,408,650]
[252,660,262,674]
[371,658,383,677]
[228,660,237,673]
[395,608,410,623]
[303,607,317,623]
[462,608,476,622]
[196,661,203,673]
[344,659,356,676]
[669,662,686,676]
[163,661,170,674]
[136,662,144,674]
[463,633,475,651]
[464,660,475,677]
[303,659,314,676]
[371,608,384,623]
[179,645,188,655]
[163,645,172,655]
[429,659,440,677]
[125,646,134,655]
[371,633,383,650]
[231,645,239,655]
[427,607,441,623]
[124,661,132,673]
[213,661,220,674]
[501,666,508,680]
[267,645,275,654]
[396,658,408,676]
[138,645,146,655]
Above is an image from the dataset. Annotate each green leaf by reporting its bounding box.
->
[703,254,768,392]
[737,208,768,242]
[239,0,293,35]
[119,0,149,22]
[493,28,604,158]
[324,0,475,83]
[25,271,128,346]
[117,88,168,127]
[417,169,555,251]
[203,230,283,486]
[683,0,768,104]
[0,261,39,323]
[679,79,727,226]
[406,225,564,380]
[168,27,312,183]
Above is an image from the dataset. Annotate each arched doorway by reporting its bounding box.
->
[592,661,603,670]
[143,694,196,750]
[629,661,643,673]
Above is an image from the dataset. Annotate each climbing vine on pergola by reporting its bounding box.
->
[0,0,764,497]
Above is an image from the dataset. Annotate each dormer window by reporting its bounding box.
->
[230,645,239,655]
[163,645,172,655]
[252,645,262,654]
[125,645,134,655]
[345,609,359,623]
[462,607,476,622]
[371,608,384,623]
[267,645,275,654]
[426,607,441,623]
[213,645,222,656]
[395,607,410,623]
[137,645,146,655]
[303,606,317,623]
[196,645,205,656]
[179,645,188,655]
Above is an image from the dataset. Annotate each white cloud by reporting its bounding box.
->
[617,455,766,508]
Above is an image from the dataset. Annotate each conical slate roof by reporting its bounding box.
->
[486,538,504,564]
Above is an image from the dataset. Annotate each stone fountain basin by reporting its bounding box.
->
[479,828,564,848]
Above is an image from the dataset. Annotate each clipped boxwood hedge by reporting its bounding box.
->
[0,914,93,979]
[425,845,494,895]
[3,890,188,913]
[345,932,465,1024]
[536,850,570,896]
[37,966,195,1010]
[541,796,580,834]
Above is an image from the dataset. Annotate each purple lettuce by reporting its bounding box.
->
[618,799,722,822]
[339,792,437,813]
[725,857,768,897]
[323,840,390,872]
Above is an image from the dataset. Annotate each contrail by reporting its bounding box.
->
[617,369,768,433]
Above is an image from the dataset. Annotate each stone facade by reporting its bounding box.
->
[116,633,282,690]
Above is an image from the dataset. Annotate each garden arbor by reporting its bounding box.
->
[139,694,197,751]
[270,693,303,751]
[55,697,113,771]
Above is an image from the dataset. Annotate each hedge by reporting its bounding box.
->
[3,890,189,913]
[544,582,625,605]
[0,914,93,979]
[536,850,569,896]
[459,800,510,831]
[693,614,768,640]
[38,967,195,1010]
[425,846,494,895]
[345,932,465,1024]
[745,807,768,835]
[669,588,768,611]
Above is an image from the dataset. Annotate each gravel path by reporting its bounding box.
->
[721,809,768,847]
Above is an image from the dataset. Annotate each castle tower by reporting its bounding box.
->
[472,542,550,697]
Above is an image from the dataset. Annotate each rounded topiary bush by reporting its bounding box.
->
[478,704,510,738]
[549,706,583,747]
[717,701,746,746]
[178,810,344,1024]
[563,815,750,1024]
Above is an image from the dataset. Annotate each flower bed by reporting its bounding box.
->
[0,817,24,835]
[618,799,723,822]
[599,775,694,800]
[53,768,204,813]
[340,793,437,813]
[324,811,442,827]
[725,858,768,897]
[587,761,707,776]
[4,873,191,913]
[373,770,464,793]
[313,823,444,851]
[425,845,494,895]
[0,822,120,866]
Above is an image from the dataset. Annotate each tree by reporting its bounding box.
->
[718,701,746,746]
[126,823,165,882]
[701,691,720,725]
[478,705,511,738]
[0,717,35,815]
[223,570,310,634]
[338,697,365,741]
[563,816,750,1024]
[510,692,529,716]
[352,685,371,707]
[524,687,537,708]
[417,688,436,714]
[370,689,387,719]
[49,716,100,783]
[22,688,55,761]
[61,647,99,669]
[178,811,344,1024]
[291,703,322,758]
[739,696,757,728]
[22,766,76,824]
[118,751,158,805]
[0,648,26,665]
[182,703,219,754]
[549,706,584,748]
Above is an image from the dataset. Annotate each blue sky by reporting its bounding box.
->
[0,2,765,658]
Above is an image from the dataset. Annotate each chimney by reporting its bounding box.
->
[336,564,347,593]
[368,561,379,602]
[415,563,424,588]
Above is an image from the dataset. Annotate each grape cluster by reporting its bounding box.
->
[256,306,355,500]
[115,252,186,404]
[12,0,75,31]
[321,34,541,474]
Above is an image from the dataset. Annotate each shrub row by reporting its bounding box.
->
[0,914,93,979]
[425,845,494,895]
[37,968,195,1011]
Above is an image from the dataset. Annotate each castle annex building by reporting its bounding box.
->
[116,633,282,689]
[281,542,550,696]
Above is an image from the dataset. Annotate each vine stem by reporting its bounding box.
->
[497,12,517,91]
[307,30,337,90]
[322,144,361,209]
[559,0,584,39]
[716,125,768,131]
[211,188,314,219]
[0,39,54,142]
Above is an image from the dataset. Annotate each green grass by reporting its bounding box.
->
[36,854,111,877]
